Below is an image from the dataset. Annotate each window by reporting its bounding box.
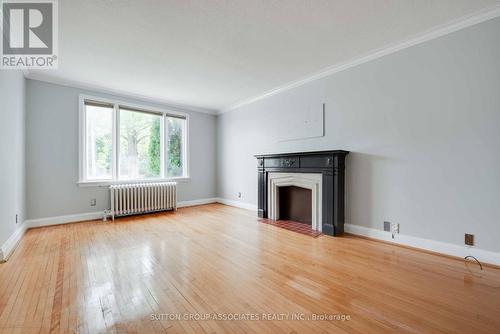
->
[84,102,113,180]
[166,116,185,177]
[119,108,161,180]
[79,96,188,184]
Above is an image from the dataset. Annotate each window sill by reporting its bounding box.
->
[77,177,191,188]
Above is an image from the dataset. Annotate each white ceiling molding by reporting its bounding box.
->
[219,4,500,114]
[24,71,218,115]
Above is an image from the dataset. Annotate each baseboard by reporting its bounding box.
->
[177,197,218,208]
[24,198,220,228]
[9,204,500,267]
[344,223,500,267]
[26,211,105,229]
[0,223,28,262]
[215,198,258,211]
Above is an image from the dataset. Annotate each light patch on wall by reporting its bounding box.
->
[278,103,324,142]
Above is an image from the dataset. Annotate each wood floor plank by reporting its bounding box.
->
[0,203,499,333]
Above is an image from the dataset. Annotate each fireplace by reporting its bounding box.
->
[256,150,349,236]
[267,172,323,231]
[279,186,312,225]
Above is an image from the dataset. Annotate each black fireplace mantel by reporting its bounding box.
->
[255,150,349,236]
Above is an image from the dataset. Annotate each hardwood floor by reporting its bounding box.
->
[1,204,499,333]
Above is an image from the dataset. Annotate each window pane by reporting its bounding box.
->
[119,109,161,179]
[166,117,185,177]
[85,105,113,180]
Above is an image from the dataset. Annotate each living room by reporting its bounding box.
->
[1,1,500,333]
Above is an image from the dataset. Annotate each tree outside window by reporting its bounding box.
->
[82,99,187,182]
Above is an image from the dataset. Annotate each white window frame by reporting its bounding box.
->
[78,94,190,187]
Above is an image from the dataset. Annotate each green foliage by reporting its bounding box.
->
[167,118,182,177]
[120,110,161,178]
[95,134,112,174]
[90,110,183,179]
[147,118,161,176]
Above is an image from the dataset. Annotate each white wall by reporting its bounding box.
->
[26,79,217,220]
[217,17,500,253]
[0,70,26,249]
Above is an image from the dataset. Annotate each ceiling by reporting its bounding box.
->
[27,0,500,113]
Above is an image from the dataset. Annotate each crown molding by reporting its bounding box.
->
[19,4,500,116]
[219,4,500,114]
[23,71,218,115]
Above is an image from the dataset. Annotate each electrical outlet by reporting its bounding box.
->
[90,198,97,206]
[237,192,242,199]
[103,210,110,222]
[383,221,391,232]
[391,223,399,235]
[465,233,474,246]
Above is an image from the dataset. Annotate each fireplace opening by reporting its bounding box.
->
[278,186,312,225]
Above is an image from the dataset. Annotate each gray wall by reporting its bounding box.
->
[217,18,500,252]
[0,71,26,246]
[26,79,217,220]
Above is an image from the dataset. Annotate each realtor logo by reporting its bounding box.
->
[1,0,58,68]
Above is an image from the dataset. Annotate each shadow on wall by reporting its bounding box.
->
[345,151,399,230]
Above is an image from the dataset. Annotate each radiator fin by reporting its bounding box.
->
[110,182,177,219]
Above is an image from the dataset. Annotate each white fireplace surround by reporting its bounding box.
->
[268,173,323,231]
